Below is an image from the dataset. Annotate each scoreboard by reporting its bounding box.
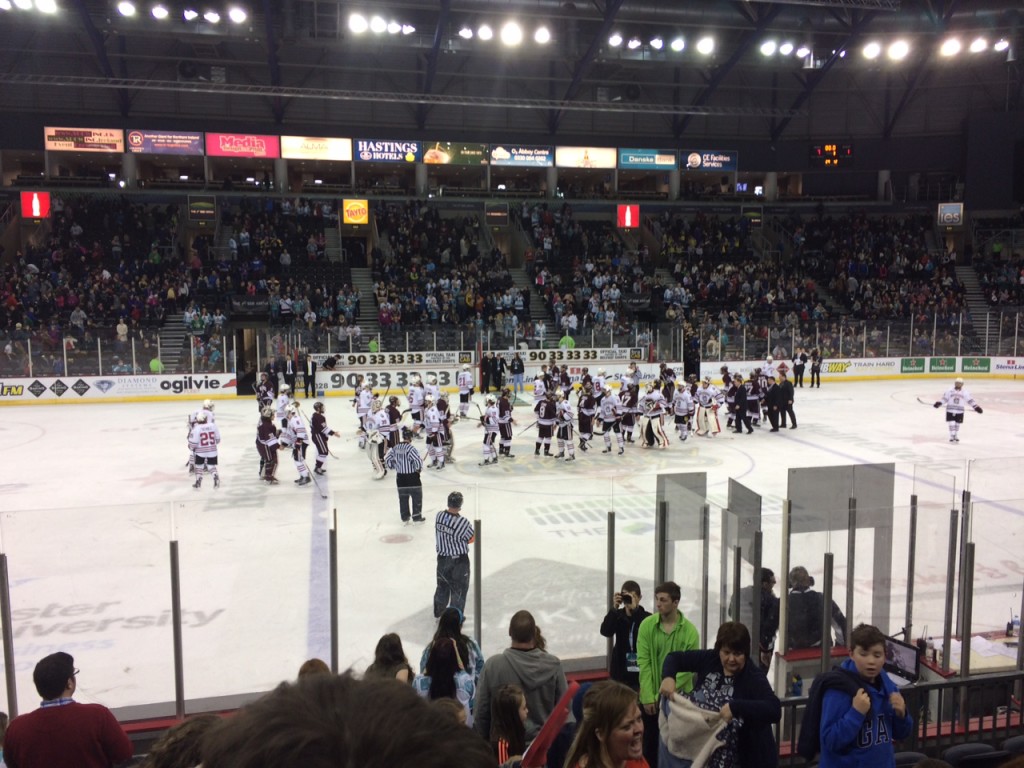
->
[810,142,854,167]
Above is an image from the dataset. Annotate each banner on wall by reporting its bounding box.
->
[281,135,352,161]
[188,195,217,223]
[0,374,237,403]
[20,191,52,219]
[423,141,488,165]
[44,127,124,153]
[354,139,421,163]
[205,133,280,159]
[342,199,370,225]
[489,145,554,167]
[618,148,677,170]
[126,130,205,155]
[555,146,617,169]
[682,150,739,172]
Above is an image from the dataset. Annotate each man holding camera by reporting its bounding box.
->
[599,580,650,691]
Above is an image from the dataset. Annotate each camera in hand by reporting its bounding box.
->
[621,593,632,605]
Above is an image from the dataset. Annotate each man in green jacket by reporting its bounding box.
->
[637,580,701,767]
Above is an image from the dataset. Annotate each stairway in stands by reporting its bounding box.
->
[956,265,999,353]
[349,267,380,347]
[158,316,189,373]
[508,267,552,327]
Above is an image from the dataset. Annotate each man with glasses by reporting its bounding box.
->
[4,651,133,768]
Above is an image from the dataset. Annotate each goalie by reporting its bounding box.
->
[693,376,724,437]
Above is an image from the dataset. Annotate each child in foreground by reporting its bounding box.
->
[819,623,913,767]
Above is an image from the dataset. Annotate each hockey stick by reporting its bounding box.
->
[294,401,341,459]
[515,419,539,438]
[307,464,329,499]
[916,397,938,407]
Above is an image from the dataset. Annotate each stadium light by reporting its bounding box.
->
[500,21,523,47]
[627,37,641,50]
[401,24,415,34]
[796,45,811,58]
[348,13,368,34]
[35,0,56,11]
[940,38,961,56]
[670,37,685,52]
[779,42,794,56]
[862,41,881,59]
[887,40,909,60]
[387,20,400,34]
[151,4,169,19]
[534,26,551,44]
[477,24,493,41]
[0,1,12,10]
[969,37,987,53]
[183,8,198,20]
[13,0,32,9]
[458,25,473,39]
[203,9,219,23]
[994,39,1010,52]
[608,33,623,47]
[759,40,776,56]
[117,1,135,15]
[228,7,246,24]
[696,36,714,55]
[650,36,663,50]
[370,15,387,33]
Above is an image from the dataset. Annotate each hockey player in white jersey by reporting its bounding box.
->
[275,385,292,429]
[479,394,500,465]
[425,373,442,403]
[187,399,216,474]
[457,364,474,420]
[286,404,312,486]
[640,383,669,448]
[424,395,446,469]
[188,411,221,489]
[554,391,576,462]
[532,371,547,412]
[355,383,374,448]
[408,376,426,437]
[934,377,983,442]
[762,355,777,381]
[694,376,724,437]
[598,386,625,455]
[368,398,390,479]
[593,369,607,405]
[672,381,693,442]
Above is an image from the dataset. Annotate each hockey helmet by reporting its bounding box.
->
[598,368,606,375]
[581,367,589,374]
[389,395,400,406]
[955,377,964,388]
[195,412,208,423]
[411,373,422,383]
[702,376,711,385]
[733,373,743,382]
[603,385,613,394]
[675,380,686,389]
[766,355,774,363]
[427,373,437,384]
[659,362,667,369]
[645,382,655,392]
[203,399,214,410]
[462,363,470,371]
[501,387,512,398]
[261,406,274,419]
[486,394,497,404]
[286,404,298,415]
[424,394,434,405]
[371,398,383,412]
[583,382,593,392]
[313,401,325,413]
[554,390,564,401]
[720,366,729,374]
[280,384,290,393]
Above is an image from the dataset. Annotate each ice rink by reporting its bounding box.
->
[1,375,1022,716]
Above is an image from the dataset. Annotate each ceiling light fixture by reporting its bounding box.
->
[534,26,550,44]
[500,21,522,46]
[183,8,198,20]
[888,40,909,60]
[696,36,714,55]
[370,15,387,33]
[477,24,493,41]
[608,33,622,47]
[151,4,168,19]
[670,37,685,52]
[862,41,881,59]
[779,42,794,56]
[387,20,400,34]
[0,0,13,10]
[458,26,473,39]
[228,7,246,24]
[627,37,641,50]
[13,0,32,8]
[401,24,414,34]
[994,39,1009,52]
[117,1,135,15]
[35,0,57,11]
[348,13,368,34]
[650,36,663,50]
[969,37,987,53]
[940,38,961,56]
[759,40,776,56]
[796,45,811,58]
[203,9,219,23]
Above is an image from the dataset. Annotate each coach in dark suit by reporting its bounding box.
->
[303,349,318,398]
[764,377,782,432]
[777,372,797,429]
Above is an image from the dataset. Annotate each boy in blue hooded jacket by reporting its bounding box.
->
[819,624,913,767]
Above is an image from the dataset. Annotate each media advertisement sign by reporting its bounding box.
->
[354,139,421,163]
[937,202,964,228]
[343,199,370,225]
[44,126,124,153]
[281,136,352,161]
[555,146,617,169]
[205,133,281,159]
[682,150,739,172]
[618,148,677,170]
[422,141,489,165]
[21,191,52,219]
[126,130,205,155]
[489,145,554,167]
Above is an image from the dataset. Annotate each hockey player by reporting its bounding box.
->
[384,396,403,450]
[424,395,446,470]
[744,373,762,431]
[659,362,676,401]
[532,370,547,412]
[408,376,426,437]
[275,386,292,430]
[255,372,275,411]
[762,355,777,382]
[355,383,374,448]
[621,362,640,389]
[425,373,442,403]
[457,363,474,420]
[535,391,557,456]
[620,383,639,443]
[256,406,280,484]
[577,382,596,452]
[479,394,500,465]
[368,398,391,479]
[731,374,753,434]
[724,370,740,430]
[640,382,669,448]
[599,385,625,455]
[286,403,312,486]
[934,377,983,442]
[694,376,723,437]
[559,365,573,399]
[497,388,516,458]
[188,411,221,489]
[437,391,456,464]
[187,399,216,474]
[310,401,341,476]
[579,367,593,391]
[554,391,577,462]
[594,368,607,405]
[672,380,693,442]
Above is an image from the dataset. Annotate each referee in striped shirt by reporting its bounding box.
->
[434,491,474,618]
[385,426,425,524]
